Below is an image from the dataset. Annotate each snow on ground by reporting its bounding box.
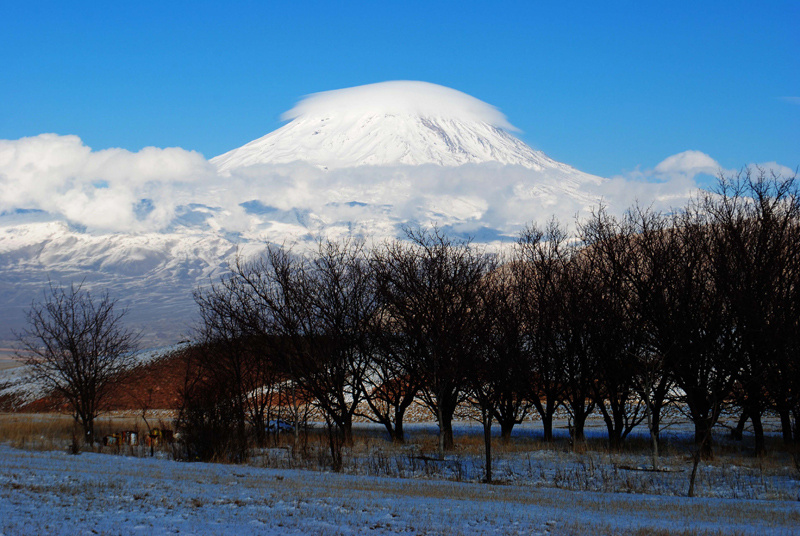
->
[0,441,798,535]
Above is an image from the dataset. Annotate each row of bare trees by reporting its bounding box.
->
[178,171,800,473]
[582,171,800,458]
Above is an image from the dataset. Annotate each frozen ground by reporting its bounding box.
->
[0,443,798,535]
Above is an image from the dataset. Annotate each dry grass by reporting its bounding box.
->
[3,411,798,502]
[0,412,175,453]
[0,413,76,450]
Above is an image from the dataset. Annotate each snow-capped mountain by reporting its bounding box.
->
[214,82,542,170]
[0,81,613,349]
[212,81,584,172]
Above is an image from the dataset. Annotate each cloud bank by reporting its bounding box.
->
[0,135,793,242]
[0,134,214,231]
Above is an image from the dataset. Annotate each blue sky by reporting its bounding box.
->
[1,1,797,178]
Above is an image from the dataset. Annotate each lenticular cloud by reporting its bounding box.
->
[282,81,517,131]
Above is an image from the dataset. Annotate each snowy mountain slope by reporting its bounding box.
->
[213,112,568,171]
[0,219,244,347]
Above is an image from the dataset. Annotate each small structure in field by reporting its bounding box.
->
[102,430,139,447]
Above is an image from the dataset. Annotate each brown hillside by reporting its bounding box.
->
[8,347,193,413]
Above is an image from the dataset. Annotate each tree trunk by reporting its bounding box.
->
[500,420,515,443]
[598,399,624,450]
[81,416,95,446]
[541,412,553,442]
[341,414,354,447]
[607,426,622,450]
[649,378,673,444]
[482,407,492,483]
[494,397,521,443]
[693,418,714,459]
[751,410,765,457]
[688,446,701,497]
[645,402,659,470]
[291,384,300,453]
[253,410,267,448]
[380,418,395,442]
[436,398,456,457]
[327,422,343,472]
[688,425,711,497]
[533,397,558,442]
[650,402,662,444]
[731,409,748,441]
[571,402,590,442]
[394,413,405,444]
[778,407,793,444]
[438,413,454,456]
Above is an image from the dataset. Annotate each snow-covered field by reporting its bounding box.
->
[1,444,798,535]
[0,401,797,534]
[2,416,799,536]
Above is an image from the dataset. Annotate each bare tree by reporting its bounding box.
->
[187,239,377,470]
[702,170,800,454]
[559,249,598,443]
[176,342,252,461]
[291,238,376,455]
[580,207,673,454]
[374,227,489,456]
[481,257,532,443]
[193,274,284,450]
[359,308,421,443]
[579,245,646,450]
[513,221,571,442]
[468,254,527,482]
[663,200,739,458]
[16,283,139,445]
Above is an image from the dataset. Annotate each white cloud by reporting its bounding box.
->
[601,150,724,212]
[220,162,601,236]
[604,151,797,217]
[283,81,517,131]
[0,134,214,232]
[749,161,795,178]
[653,150,721,178]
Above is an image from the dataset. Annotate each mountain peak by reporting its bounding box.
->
[211,81,563,172]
